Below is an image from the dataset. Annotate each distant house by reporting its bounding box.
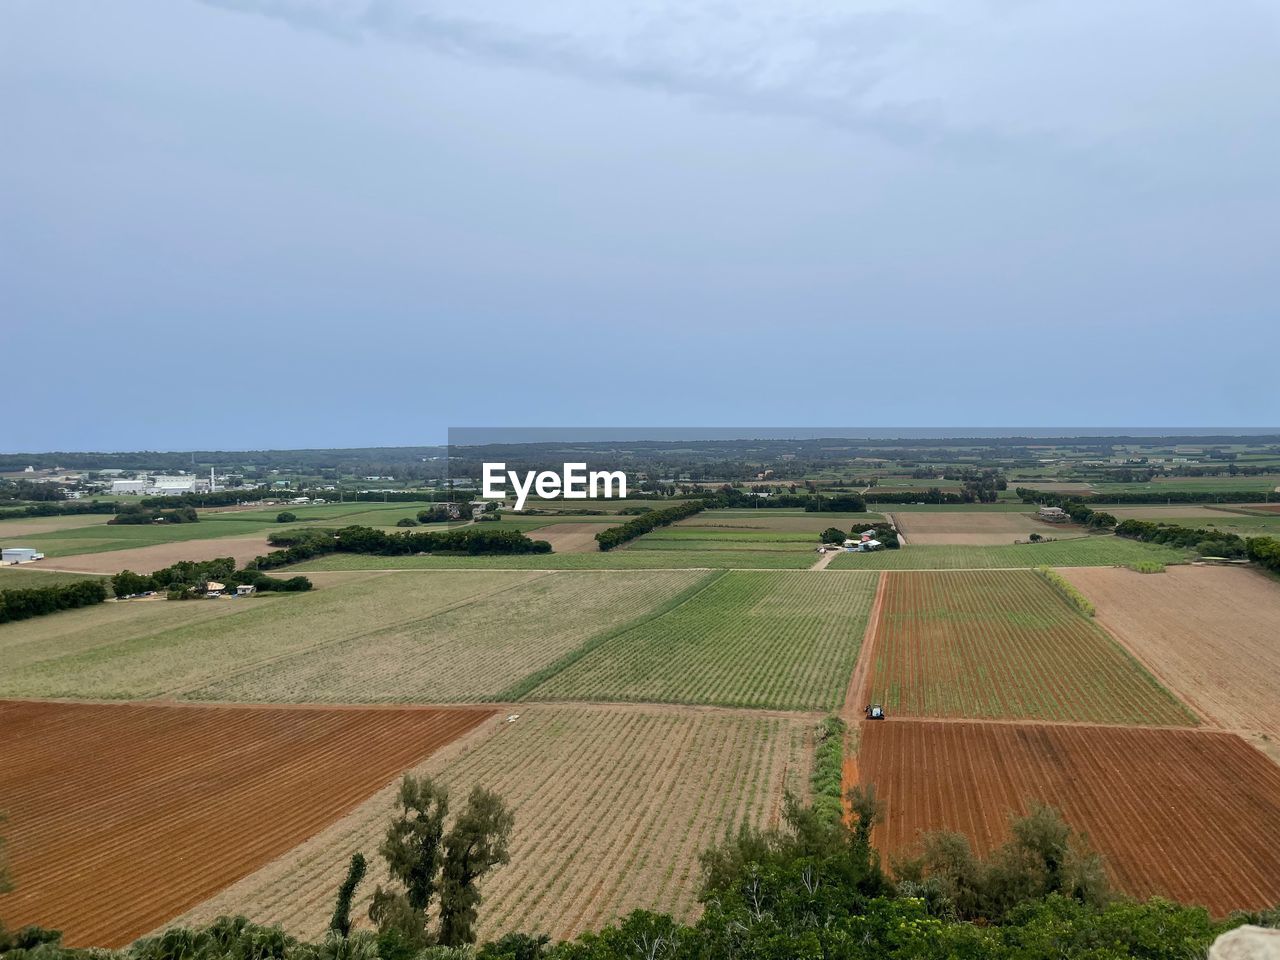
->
[2,547,44,564]
[1038,506,1069,523]
[205,581,226,598]
[235,584,256,597]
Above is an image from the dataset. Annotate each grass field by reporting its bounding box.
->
[526,570,878,711]
[0,567,106,589]
[0,699,491,947]
[189,571,704,703]
[171,705,808,943]
[290,549,818,571]
[857,719,1280,915]
[865,571,1195,725]
[827,537,1189,570]
[0,572,543,699]
[674,510,884,533]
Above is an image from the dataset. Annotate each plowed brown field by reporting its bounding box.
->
[0,700,492,947]
[857,719,1280,915]
[891,511,1087,545]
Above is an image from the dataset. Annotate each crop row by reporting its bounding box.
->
[526,571,879,711]
[866,571,1195,725]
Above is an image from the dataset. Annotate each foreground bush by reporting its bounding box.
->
[0,579,108,624]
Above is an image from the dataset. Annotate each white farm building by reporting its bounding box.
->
[2,547,45,564]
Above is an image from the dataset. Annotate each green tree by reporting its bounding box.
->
[438,787,515,946]
[820,527,846,544]
[276,512,297,523]
[370,775,449,945]
[329,852,367,938]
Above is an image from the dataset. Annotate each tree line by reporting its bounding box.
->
[0,500,117,521]
[251,526,551,569]
[0,579,108,624]
[594,502,705,551]
[110,557,312,599]
[1017,486,1276,505]
[108,506,198,525]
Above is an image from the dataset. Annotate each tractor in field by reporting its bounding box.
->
[865,703,886,720]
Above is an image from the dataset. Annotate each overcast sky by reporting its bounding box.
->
[3,1,1278,451]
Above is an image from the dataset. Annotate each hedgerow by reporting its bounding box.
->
[1033,566,1095,617]
[594,501,704,551]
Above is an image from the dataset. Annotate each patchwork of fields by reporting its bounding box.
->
[0,699,492,947]
[168,705,806,942]
[4,495,1280,940]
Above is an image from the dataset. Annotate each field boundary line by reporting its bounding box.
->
[840,571,887,725]
[502,570,730,702]
[1082,603,1215,728]
[165,571,557,700]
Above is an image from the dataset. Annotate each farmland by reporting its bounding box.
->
[674,509,883,533]
[0,699,492,947]
[0,572,544,699]
[856,719,1280,915]
[891,510,1088,545]
[827,536,1189,569]
[526,571,878,711]
[290,549,817,570]
[169,705,807,943]
[1062,565,1280,736]
[863,571,1194,725]
[0,567,106,590]
[190,570,704,704]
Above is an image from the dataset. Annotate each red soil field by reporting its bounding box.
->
[0,700,493,947]
[857,719,1280,915]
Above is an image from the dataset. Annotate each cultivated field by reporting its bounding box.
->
[291,549,817,571]
[0,514,113,536]
[827,537,1188,570]
[674,510,883,533]
[0,572,543,699]
[632,529,817,552]
[45,535,274,574]
[0,567,106,590]
[170,705,807,943]
[891,511,1087,545]
[527,571,878,711]
[1062,566,1280,736]
[863,571,1194,725]
[190,570,704,703]
[521,522,611,552]
[857,719,1280,915]
[0,699,492,947]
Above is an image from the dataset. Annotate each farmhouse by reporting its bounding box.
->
[1038,506,1069,523]
[235,584,256,597]
[205,581,226,598]
[2,547,45,564]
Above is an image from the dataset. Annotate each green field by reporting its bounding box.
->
[827,537,1189,570]
[0,567,107,589]
[524,570,878,711]
[290,549,818,571]
[0,571,536,699]
[187,571,703,703]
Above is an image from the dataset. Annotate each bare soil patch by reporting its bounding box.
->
[856,719,1280,915]
[892,511,1088,545]
[47,536,273,574]
[0,700,492,947]
[1061,565,1280,736]
[527,522,612,552]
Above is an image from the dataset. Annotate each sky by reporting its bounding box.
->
[2,1,1279,451]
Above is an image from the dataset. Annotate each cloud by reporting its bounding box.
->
[195,0,1002,150]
